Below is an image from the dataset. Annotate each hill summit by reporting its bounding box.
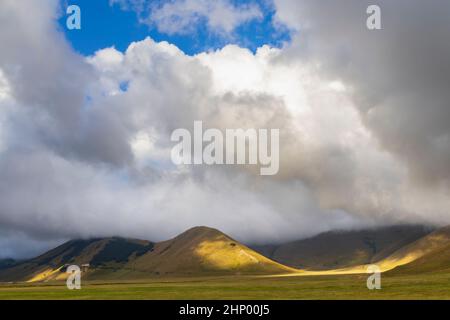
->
[0,227,295,282]
[127,226,296,277]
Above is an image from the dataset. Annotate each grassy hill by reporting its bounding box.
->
[382,226,450,274]
[2,224,450,283]
[252,225,432,270]
[0,237,154,282]
[125,226,296,277]
[0,227,295,282]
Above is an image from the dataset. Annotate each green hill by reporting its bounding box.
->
[2,224,450,283]
[0,227,295,282]
[381,226,450,274]
[0,237,153,282]
[252,225,432,270]
[124,226,296,277]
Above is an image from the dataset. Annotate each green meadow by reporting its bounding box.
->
[1,272,450,300]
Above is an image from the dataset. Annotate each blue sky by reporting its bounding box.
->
[58,0,291,56]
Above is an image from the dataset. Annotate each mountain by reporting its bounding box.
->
[2,225,449,283]
[0,237,154,282]
[0,227,295,282]
[252,225,432,270]
[124,226,296,277]
[380,226,450,274]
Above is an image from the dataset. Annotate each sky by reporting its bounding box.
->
[1,0,450,258]
[59,0,291,55]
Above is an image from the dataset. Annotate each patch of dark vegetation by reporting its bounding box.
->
[0,259,16,270]
[34,239,99,267]
[158,244,172,255]
[135,243,154,257]
[60,239,100,264]
[91,238,153,266]
[363,236,377,254]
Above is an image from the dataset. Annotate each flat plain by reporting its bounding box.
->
[1,272,450,300]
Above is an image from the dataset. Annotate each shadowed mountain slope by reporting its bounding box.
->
[252,225,433,270]
[0,259,16,270]
[381,226,450,274]
[0,237,153,282]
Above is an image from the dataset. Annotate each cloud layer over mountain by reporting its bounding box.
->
[0,0,449,258]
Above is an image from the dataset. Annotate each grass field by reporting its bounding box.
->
[1,272,450,300]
